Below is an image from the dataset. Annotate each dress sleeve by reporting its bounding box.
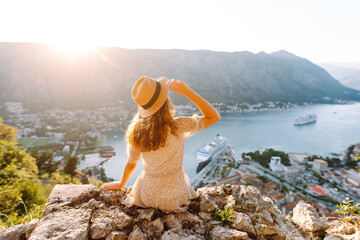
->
[126,143,142,164]
[179,114,205,139]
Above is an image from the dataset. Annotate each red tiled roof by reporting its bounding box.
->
[231,180,244,185]
[314,159,328,164]
[263,182,280,189]
[307,185,328,196]
[216,173,242,182]
[100,152,116,157]
[272,193,286,200]
[16,128,25,133]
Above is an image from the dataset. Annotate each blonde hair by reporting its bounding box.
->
[125,98,178,152]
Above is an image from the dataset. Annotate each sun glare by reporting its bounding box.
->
[48,40,97,56]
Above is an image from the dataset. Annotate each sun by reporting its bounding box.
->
[48,40,97,56]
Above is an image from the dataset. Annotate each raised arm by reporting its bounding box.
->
[169,80,221,128]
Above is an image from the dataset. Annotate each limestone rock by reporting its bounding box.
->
[0,184,320,240]
[150,218,164,233]
[162,211,201,230]
[232,211,256,236]
[199,212,212,221]
[346,231,360,240]
[324,234,343,240]
[225,195,236,209]
[249,208,274,226]
[129,225,147,240]
[138,208,155,221]
[232,185,279,214]
[193,223,208,235]
[292,203,328,232]
[255,223,279,236]
[210,226,248,240]
[331,224,357,235]
[197,186,227,212]
[161,228,204,240]
[25,219,39,239]
[106,231,127,240]
[230,185,304,240]
[141,217,165,240]
[162,214,182,229]
[46,184,98,211]
[29,208,91,240]
[88,198,105,209]
[0,223,26,240]
[99,188,128,205]
[90,206,132,239]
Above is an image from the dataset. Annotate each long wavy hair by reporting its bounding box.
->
[125,97,178,152]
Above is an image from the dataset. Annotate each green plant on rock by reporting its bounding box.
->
[334,197,360,221]
[214,205,236,224]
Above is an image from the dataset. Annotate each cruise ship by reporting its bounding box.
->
[293,114,317,125]
[197,134,228,163]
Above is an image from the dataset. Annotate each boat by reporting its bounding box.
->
[197,134,228,163]
[293,114,317,125]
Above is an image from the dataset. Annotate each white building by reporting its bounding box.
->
[270,156,284,172]
[62,145,70,155]
[313,159,328,172]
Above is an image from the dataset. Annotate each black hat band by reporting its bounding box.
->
[141,81,161,110]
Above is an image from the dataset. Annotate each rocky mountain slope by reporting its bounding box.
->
[1,184,359,240]
[0,43,359,110]
[341,71,360,90]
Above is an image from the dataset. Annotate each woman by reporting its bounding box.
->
[100,76,220,212]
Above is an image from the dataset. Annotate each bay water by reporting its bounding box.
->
[103,102,360,186]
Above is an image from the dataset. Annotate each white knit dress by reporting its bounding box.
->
[121,114,204,212]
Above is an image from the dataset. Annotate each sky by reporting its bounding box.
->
[0,0,359,64]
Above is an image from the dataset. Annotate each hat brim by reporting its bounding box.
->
[138,77,169,118]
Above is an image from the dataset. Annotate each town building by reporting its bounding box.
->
[272,193,286,205]
[62,145,70,155]
[283,165,305,174]
[313,159,328,172]
[269,156,284,172]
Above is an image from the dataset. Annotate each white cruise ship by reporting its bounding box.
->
[197,134,228,163]
[293,114,317,125]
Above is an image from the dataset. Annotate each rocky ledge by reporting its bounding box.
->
[1,184,359,240]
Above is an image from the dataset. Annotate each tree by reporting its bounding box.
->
[0,139,44,216]
[64,155,79,181]
[0,117,17,142]
[30,149,58,176]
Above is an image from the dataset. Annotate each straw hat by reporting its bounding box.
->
[132,76,169,118]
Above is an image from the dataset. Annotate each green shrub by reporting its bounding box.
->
[334,197,360,221]
[214,205,236,224]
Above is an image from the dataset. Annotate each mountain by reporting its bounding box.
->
[0,42,359,110]
[317,63,359,80]
[318,62,360,90]
[341,71,360,90]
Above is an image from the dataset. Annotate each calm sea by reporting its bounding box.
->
[103,102,360,186]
